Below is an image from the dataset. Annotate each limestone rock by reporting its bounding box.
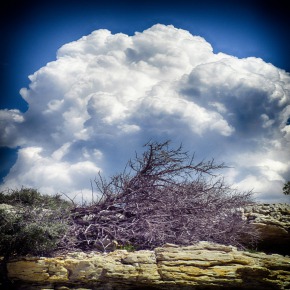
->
[6,241,290,290]
[243,203,290,255]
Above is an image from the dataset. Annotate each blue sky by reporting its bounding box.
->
[1,0,290,202]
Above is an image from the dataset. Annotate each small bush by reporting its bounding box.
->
[118,243,136,252]
[0,188,73,258]
[283,181,290,195]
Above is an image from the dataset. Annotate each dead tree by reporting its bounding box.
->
[68,140,258,252]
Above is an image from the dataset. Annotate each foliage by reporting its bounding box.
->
[0,188,73,258]
[283,181,290,195]
[117,243,136,252]
[69,140,258,252]
[0,187,72,210]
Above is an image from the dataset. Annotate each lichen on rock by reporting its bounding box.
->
[6,241,290,290]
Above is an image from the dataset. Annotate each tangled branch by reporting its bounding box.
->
[66,140,257,252]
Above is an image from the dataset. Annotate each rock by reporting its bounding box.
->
[6,241,290,289]
[243,203,290,255]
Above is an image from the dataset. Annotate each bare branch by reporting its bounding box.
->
[64,140,257,253]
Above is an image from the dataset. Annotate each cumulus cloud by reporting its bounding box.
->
[1,24,289,202]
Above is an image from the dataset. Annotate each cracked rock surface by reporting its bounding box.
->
[243,203,290,255]
[6,241,290,290]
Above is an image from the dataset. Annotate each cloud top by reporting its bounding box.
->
[1,24,289,202]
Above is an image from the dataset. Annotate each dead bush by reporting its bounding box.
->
[69,140,258,252]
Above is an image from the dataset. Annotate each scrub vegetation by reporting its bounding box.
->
[0,140,258,259]
[0,188,72,259]
[283,181,290,195]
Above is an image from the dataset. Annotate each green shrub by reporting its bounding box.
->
[117,243,136,252]
[0,188,73,258]
[0,187,72,209]
[283,181,290,195]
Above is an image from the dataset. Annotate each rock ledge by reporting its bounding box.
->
[244,203,290,255]
[6,241,290,290]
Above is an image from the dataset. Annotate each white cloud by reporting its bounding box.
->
[0,24,289,203]
[2,147,101,198]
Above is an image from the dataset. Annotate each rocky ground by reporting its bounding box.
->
[6,241,290,290]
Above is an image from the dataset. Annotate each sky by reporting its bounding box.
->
[0,0,290,203]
